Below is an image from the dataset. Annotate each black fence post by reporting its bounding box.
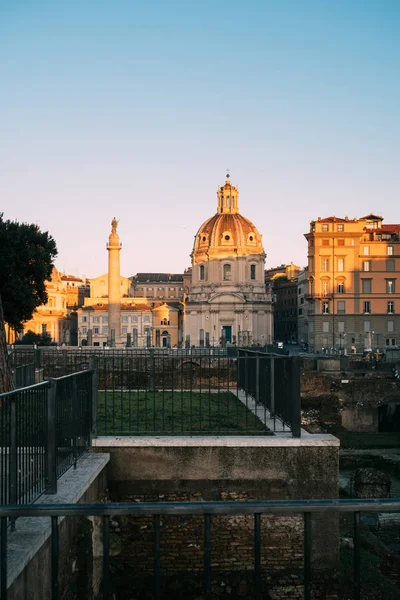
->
[290,357,301,438]
[72,375,78,468]
[10,396,18,520]
[149,349,156,393]
[46,379,57,494]
[269,357,275,416]
[89,356,98,441]
[62,350,68,376]
[34,348,41,370]
[255,354,260,403]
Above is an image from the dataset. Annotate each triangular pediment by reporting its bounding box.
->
[209,292,246,303]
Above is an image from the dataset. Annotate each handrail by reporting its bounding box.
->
[1,497,399,517]
[0,380,50,399]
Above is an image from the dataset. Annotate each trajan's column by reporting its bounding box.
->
[107,217,121,346]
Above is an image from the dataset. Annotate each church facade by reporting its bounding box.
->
[184,175,273,346]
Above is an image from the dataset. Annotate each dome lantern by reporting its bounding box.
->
[217,173,239,215]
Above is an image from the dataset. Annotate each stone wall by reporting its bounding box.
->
[301,371,400,432]
[92,437,339,599]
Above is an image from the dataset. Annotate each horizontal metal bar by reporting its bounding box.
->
[48,369,94,382]
[0,380,50,399]
[0,498,399,518]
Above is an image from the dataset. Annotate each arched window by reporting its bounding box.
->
[250,264,256,280]
[199,265,205,281]
[48,297,54,308]
[223,264,232,281]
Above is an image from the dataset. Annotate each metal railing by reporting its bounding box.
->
[1,497,399,600]
[9,348,300,437]
[238,349,301,436]
[0,370,94,508]
[13,362,35,389]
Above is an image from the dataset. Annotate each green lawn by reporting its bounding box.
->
[97,391,269,435]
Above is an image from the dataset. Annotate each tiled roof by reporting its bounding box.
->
[132,273,184,283]
[317,216,350,223]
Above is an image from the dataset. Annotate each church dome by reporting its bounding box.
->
[192,175,264,259]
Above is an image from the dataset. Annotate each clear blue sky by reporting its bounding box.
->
[1,1,399,278]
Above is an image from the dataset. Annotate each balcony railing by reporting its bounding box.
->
[1,498,399,600]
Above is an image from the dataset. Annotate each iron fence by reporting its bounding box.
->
[9,347,301,437]
[12,362,35,389]
[1,497,400,600]
[0,370,94,508]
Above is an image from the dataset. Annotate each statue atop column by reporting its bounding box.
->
[111,217,118,233]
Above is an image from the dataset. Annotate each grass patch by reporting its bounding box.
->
[97,391,269,435]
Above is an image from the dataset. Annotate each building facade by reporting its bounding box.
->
[185,175,273,346]
[21,267,70,344]
[305,214,400,353]
[265,263,300,343]
[297,267,309,347]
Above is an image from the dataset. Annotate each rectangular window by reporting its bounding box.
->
[337,282,345,294]
[323,321,329,333]
[386,280,395,294]
[388,301,394,314]
[82,316,87,322]
[298,308,303,315]
[387,321,394,333]
[337,239,345,246]
[102,316,108,323]
[322,280,329,296]
[337,301,346,314]
[322,259,329,272]
[362,261,371,272]
[93,316,100,323]
[250,264,256,280]
[322,239,329,246]
[81,327,87,335]
[364,321,371,333]
[143,315,151,323]
[338,321,345,333]
[387,259,395,272]
[362,279,372,294]
[337,258,344,272]
[132,315,138,323]
[94,327,99,334]
[122,316,128,323]
[363,246,370,256]
[102,327,108,335]
[322,301,329,314]
[387,246,394,256]
[322,224,329,231]
[337,224,344,232]
[363,301,371,314]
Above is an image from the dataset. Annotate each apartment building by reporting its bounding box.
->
[304,214,400,353]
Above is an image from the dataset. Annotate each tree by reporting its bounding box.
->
[15,330,54,346]
[0,214,57,393]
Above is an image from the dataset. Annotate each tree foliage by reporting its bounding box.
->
[0,213,57,329]
[15,330,54,346]
[0,214,57,393]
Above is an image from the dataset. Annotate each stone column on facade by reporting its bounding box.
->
[107,218,122,347]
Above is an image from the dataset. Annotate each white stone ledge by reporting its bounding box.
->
[6,452,110,589]
[92,435,339,448]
